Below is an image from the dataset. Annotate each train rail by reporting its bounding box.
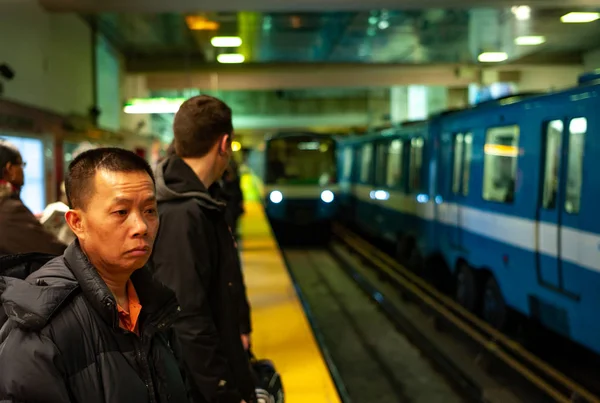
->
[283,248,467,403]
[330,222,600,403]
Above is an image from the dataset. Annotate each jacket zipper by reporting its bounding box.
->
[135,332,158,403]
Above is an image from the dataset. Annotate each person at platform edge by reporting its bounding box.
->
[150,95,256,403]
[0,147,187,403]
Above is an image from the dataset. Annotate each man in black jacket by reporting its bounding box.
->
[0,147,187,402]
[150,95,256,403]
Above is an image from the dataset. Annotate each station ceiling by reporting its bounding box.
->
[39,0,600,78]
[81,8,599,70]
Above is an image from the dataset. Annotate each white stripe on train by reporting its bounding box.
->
[348,184,600,274]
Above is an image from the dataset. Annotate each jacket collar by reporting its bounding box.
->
[64,241,177,331]
[0,180,16,200]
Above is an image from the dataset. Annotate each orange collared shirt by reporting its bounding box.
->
[116,280,142,336]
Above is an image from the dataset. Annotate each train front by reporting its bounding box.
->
[263,134,339,228]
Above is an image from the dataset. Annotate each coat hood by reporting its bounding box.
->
[0,255,79,333]
[155,156,225,212]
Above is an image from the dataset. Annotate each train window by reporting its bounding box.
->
[386,140,403,188]
[482,125,520,203]
[408,137,424,193]
[541,120,563,209]
[342,147,353,180]
[565,118,586,214]
[360,143,373,183]
[452,133,473,196]
[452,134,464,194]
[375,143,387,186]
[462,133,473,196]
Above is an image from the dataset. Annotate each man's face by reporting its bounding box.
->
[71,169,159,273]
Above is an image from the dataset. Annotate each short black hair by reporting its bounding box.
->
[173,95,233,158]
[0,140,21,180]
[66,147,155,210]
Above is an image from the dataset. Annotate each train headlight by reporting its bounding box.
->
[321,190,334,203]
[269,190,283,204]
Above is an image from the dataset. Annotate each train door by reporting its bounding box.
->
[445,132,473,250]
[536,117,586,295]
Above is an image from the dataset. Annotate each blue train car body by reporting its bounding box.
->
[249,131,340,227]
[338,73,600,355]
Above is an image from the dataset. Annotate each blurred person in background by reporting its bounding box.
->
[220,159,245,240]
[0,139,66,255]
[39,142,98,246]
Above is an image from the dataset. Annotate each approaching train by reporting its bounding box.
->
[248,131,339,229]
[338,71,600,356]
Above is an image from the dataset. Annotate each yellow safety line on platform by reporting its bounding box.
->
[239,201,341,403]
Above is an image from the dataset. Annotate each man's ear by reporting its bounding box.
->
[65,209,85,240]
[219,134,231,155]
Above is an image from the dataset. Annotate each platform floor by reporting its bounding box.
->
[239,200,341,403]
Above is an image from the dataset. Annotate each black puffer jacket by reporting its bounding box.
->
[151,156,256,403]
[0,242,187,403]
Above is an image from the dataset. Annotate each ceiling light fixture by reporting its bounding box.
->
[560,12,600,23]
[217,53,245,64]
[511,5,531,21]
[185,16,219,30]
[211,36,242,47]
[378,20,390,29]
[478,52,508,63]
[515,35,546,45]
[123,98,185,114]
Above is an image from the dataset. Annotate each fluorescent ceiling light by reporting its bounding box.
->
[478,52,508,63]
[515,35,546,45]
[123,98,185,114]
[217,53,245,63]
[560,12,600,23]
[211,36,242,47]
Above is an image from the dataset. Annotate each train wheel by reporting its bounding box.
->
[482,276,507,329]
[455,263,477,312]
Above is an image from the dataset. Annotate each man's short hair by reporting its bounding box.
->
[173,95,233,158]
[66,147,155,210]
[0,139,22,177]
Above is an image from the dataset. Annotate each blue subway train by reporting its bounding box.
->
[248,131,339,228]
[338,72,600,355]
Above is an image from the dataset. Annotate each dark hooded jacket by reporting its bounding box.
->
[150,156,255,403]
[0,180,66,256]
[0,242,187,403]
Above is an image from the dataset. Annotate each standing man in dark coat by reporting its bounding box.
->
[0,147,187,403]
[150,95,256,403]
[0,140,66,255]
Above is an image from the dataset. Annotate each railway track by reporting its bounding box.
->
[330,222,600,403]
[283,248,467,403]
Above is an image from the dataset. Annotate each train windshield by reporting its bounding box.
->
[266,136,337,185]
